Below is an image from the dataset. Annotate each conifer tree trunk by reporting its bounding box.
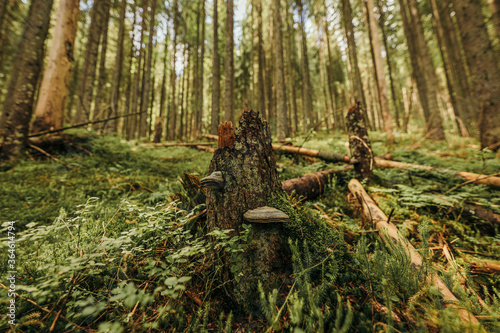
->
[139,0,156,139]
[286,4,299,135]
[274,0,287,140]
[341,0,367,112]
[364,0,394,142]
[297,0,314,129]
[399,0,445,140]
[109,0,127,133]
[195,0,205,138]
[453,0,500,149]
[489,0,500,43]
[75,0,111,124]
[323,7,338,130]
[94,0,111,126]
[256,0,266,119]
[211,0,220,134]
[377,0,402,129]
[224,0,234,123]
[267,8,275,132]
[168,0,178,140]
[0,0,53,160]
[179,46,187,140]
[128,2,146,140]
[31,0,79,133]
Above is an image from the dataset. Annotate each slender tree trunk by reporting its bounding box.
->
[94,0,111,122]
[274,0,287,140]
[128,3,146,140]
[211,0,220,134]
[377,0,402,129]
[364,0,394,141]
[195,0,206,138]
[399,0,445,140]
[75,0,111,124]
[323,8,338,130]
[123,5,137,136]
[139,0,156,139]
[109,0,127,133]
[488,0,500,43]
[224,0,234,123]
[297,0,314,129]
[256,0,266,119]
[168,0,178,140]
[285,4,298,135]
[267,6,275,132]
[453,0,500,149]
[32,0,79,133]
[0,0,54,160]
[179,46,188,139]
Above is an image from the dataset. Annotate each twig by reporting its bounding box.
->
[28,144,72,170]
[445,172,500,194]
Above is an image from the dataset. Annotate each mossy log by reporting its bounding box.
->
[205,110,290,310]
[346,102,373,180]
[348,179,482,327]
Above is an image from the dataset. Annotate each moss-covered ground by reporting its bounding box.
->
[0,129,499,332]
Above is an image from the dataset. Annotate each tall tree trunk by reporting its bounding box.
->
[94,0,111,132]
[168,0,178,140]
[123,5,137,136]
[256,0,266,119]
[224,0,234,123]
[453,0,500,149]
[139,0,156,139]
[364,0,394,142]
[399,0,445,140]
[274,0,287,140]
[195,0,206,138]
[297,0,314,129]
[211,0,220,134]
[267,7,275,132]
[429,0,469,137]
[0,0,54,160]
[179,46,188,139]
[286,3,298,135]
[128,2,146,140]
[75,0,111,124]
[488,0,500,43]
[377,0,402,129]
[31,0,79,133]
[109,0,127,133]
[323,5,338,130]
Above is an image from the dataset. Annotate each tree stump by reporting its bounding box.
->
[346,101,373,180]
[204,110,290,310]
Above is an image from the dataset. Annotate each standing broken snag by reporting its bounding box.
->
[218,121,235,148]
[200,171,225,189]
[346,101,373,180]
[243,206,289,223]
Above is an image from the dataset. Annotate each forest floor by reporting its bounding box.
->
[0,129,499,332]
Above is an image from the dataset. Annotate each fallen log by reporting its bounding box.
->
[141,142,214,147]
[203,133,350,163]
[282,165,353,199]
[348,179,481,327]
[374,157,500,188]
[194,145,216,153]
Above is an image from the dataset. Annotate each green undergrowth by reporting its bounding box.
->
[0,130,499,332]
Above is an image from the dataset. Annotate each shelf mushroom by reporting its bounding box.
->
[243,206,290,223]
[200,171,225,190]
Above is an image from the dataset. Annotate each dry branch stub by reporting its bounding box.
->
[205,109,290,310]
[348,179,482,327]
[346,101,373,180]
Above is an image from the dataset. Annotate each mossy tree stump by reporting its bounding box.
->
[204,110,290,310]
[346,101,373,180]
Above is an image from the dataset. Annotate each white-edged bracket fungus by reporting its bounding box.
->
[243,206,290,223]
[200,171,225,190]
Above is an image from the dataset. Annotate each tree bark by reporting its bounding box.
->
[274,0,287,140]
[31,0,80,133]
[297,0,314,129]
[364,0,394,142]
[109,0,127,133]
[94,0,111,129]
[0,0,54,160]
[194,0,205,138]
[256,0,266,120]
[224,0,234,123]
[123,4,137,136]
[211,0,220,134]
[346,102,373,180]
[452,0,500,150]
[488,0,500,43]
[139,0,156,139]
[75,0,111,124]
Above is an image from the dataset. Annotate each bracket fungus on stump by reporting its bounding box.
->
[203,110,291,311]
